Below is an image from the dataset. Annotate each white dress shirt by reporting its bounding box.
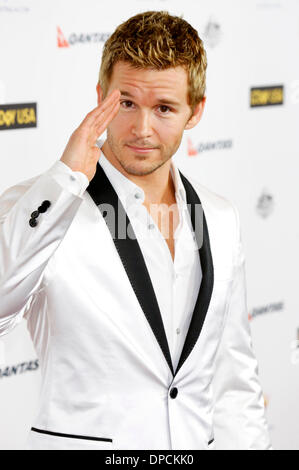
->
[50,140,202,372]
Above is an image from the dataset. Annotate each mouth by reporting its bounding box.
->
[126,145,156,154]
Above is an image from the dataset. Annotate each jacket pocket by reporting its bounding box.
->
[27,427,113,450]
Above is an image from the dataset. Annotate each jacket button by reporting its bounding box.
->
[170,387,178,399]
[29,218,38,227]
[42,200,51,208]
[38,200,51,213]
[30,210,40,219]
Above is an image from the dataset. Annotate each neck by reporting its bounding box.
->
[101,141,176,206]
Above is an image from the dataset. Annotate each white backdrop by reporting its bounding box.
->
[0,0,298,450]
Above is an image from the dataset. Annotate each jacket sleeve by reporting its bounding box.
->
[0,161,89,337]
[211,203,272,449]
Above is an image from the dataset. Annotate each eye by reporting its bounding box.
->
[158,105,172,114]
[120,100,134,108]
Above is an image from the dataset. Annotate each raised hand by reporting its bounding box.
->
[60,89,120,181]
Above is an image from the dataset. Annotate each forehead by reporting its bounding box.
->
[109,61,188,102]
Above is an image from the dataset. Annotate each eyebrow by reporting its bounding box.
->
[119,90,181,107]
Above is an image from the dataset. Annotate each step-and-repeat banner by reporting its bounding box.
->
[0,0,298,450]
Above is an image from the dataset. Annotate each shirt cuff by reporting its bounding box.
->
[46,160,90,197]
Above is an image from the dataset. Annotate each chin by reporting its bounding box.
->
[124,164,154,176]
[121,159,161,176]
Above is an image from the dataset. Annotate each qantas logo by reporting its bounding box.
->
[248,301,284,321]
[0,359,39,378]
[57,26,69,48]
[187,138,198,156]
[187,137,233,156]
[57,26,110,48]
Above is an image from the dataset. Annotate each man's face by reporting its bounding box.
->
[97,61,204,176]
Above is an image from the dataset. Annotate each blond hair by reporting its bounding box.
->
[98,10,207,115]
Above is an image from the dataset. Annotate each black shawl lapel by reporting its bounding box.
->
[174,172,214,377]
[86,162,214,379]
[87,162,174,376]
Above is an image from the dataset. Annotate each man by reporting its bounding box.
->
[0,11,271,450]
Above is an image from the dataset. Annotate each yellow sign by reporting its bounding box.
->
[0,103,37,130]
[250,86,283,107]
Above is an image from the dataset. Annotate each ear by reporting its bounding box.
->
[96,82,103,106]
[184,97,206,130]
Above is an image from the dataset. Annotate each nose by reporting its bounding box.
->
[131,109,153,139]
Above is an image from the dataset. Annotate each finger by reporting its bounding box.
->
[91,146,101,160]
[88,101,120,145]
[96,99,120,130]
[92,98,120,130]
[93,89,121,119]
[98,88,120,106]
[82,90,120,128]
[90,103,120,145]
[90,101,120,143]
[91,97,121,131]
[82,94,119,130]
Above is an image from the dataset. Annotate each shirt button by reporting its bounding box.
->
[169,387,178,399]
[134,193,142,199]
[148,223,155,230]
[176,328,180,335]
[70,175,76,181]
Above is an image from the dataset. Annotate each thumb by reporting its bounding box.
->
[92,146,101,161]
[97,83,103,107]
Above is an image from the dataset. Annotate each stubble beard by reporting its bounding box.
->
[106,129,175,177]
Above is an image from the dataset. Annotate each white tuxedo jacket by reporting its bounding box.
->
[0,160,272,450]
